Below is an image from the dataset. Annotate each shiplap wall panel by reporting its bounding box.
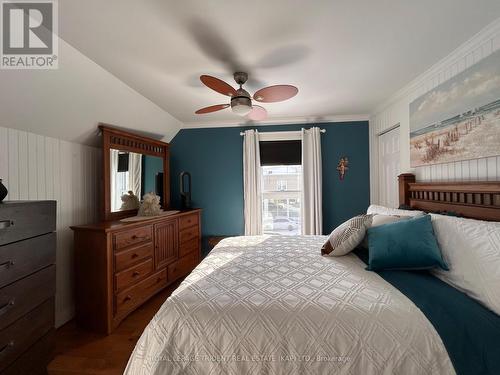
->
[28,133,37,199]
[8,129,19,200]
[0,126,100,327]
[370,19,500,204]
[18,132,28,199]
[0,128,7,185]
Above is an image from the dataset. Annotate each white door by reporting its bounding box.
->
[378,127,400,208]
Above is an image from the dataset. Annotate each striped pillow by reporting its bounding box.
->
[322,214,373,256]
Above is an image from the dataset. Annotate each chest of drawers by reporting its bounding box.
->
[71,209,201,334]
[0,201,56,374]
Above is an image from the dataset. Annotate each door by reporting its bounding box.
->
[378,126,400,208]
[154,219,178,270]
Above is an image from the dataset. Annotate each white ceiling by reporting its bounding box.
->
[59,0,500,128]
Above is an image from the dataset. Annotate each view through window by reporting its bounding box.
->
[261,165,302,235]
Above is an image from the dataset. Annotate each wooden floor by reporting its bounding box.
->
[48,282,179,375]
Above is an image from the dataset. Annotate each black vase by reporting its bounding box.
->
[0,179,7,202]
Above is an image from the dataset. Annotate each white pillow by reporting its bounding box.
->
[322,214,373,256]
[367,204,424,217]
[430,213,500,315]
[360,214,412,248]
[371,214,412,227]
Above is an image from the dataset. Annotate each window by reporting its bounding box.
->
[112,170,129,211]
[261,163,302,235]
[276,180,287,191]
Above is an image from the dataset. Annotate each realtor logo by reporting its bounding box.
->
[1,0,58,69]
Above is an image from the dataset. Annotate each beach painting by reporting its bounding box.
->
[410,49,500,167]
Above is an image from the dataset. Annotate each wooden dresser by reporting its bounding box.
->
[0,201,56,374]
[71,209,201,334]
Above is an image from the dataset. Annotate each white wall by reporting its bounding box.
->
[0,126,99,327]
[0,38,184,327]
[370,18,500,204]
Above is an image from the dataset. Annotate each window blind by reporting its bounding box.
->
[259,140,301,166]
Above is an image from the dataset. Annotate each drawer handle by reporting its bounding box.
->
[0,341,14,356]
[0,300,15,316]
[0,260,14,269]
[123,295,132,302]
[131,253,139,259]
[131,235,148,241]
[132,271,140,277]
[0,220,13,230]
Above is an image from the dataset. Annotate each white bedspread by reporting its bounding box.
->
[125,235,455,375]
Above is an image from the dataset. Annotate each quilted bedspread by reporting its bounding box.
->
[125,235,455,375]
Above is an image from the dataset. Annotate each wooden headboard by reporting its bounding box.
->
[398,173,500,221]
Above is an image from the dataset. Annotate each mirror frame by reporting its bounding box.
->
[99,124,170,221]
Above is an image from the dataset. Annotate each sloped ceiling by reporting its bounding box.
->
[2,1,500,146]
[58,0,500,129]
[0,38,183,145]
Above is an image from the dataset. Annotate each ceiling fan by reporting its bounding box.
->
[195,72,298,121]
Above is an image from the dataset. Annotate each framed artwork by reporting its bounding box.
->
[410,49,500,167]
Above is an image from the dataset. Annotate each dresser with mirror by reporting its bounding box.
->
[71,125,201,334]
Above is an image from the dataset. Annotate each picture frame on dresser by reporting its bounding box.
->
[71,125,202,334]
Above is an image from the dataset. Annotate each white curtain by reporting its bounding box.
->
[129,153,142,198]
[243,130,262,235]
[301,127,323,235]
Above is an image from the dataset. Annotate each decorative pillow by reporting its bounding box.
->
[322,214,373,256]
[430,214,500,316]
[367,204,424,217]
[360,214,411,248]
[366,215,449,271]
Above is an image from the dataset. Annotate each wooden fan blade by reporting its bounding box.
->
[253,85,298,103]
[195,104,229,114]
[247,105,267,121]
[200,75,237,97]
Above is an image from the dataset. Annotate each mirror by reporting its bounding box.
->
[110,150,164,212]
[100,124,170,221]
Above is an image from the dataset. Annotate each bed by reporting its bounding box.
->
[125,174,500,375]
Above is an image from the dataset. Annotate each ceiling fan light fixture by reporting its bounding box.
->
[231,96,252,116]
[196,72,296,119]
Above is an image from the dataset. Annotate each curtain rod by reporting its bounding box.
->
[240,129,326,136]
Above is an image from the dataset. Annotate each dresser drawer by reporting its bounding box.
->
[168,251,198,282]
[179,225,198,244]
[179,237,199,258]
[115,243,153,272]
[115,258,153,291]
[113,226,152,250]
[0,265,55,331]
[0,201,56,246]
[2,329,54,375]
[0,298,54,372]
[115,269,167,317]
[179,213,199,231]
[0,233,55,289]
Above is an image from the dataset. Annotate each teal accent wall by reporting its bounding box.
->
[170,121,370,237]
[141,155,163,196]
